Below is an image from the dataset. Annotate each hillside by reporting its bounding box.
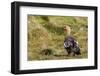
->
[28,15,88,61]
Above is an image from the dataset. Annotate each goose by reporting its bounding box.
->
[64,26,81,56]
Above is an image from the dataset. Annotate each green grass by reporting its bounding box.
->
[28,15,88,61]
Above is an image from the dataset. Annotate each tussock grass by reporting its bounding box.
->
[28,15,88,61]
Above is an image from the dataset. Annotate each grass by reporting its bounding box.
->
[28,15,88,61]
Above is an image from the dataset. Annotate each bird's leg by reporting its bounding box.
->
[70,52,75,56]
[67,49,71,56]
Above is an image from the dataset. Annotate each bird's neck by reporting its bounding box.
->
[66,29,71,36]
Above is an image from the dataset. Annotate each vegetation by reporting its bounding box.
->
[28,15,88,61]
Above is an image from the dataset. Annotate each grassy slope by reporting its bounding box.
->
[28,15,88,61]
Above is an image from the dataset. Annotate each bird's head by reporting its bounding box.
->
[63,25,71,33]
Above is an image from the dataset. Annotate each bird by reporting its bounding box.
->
[63,25,81,56]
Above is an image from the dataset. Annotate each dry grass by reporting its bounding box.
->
[28,15,88,61]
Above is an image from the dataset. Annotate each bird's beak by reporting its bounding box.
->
[64,28,67,31]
